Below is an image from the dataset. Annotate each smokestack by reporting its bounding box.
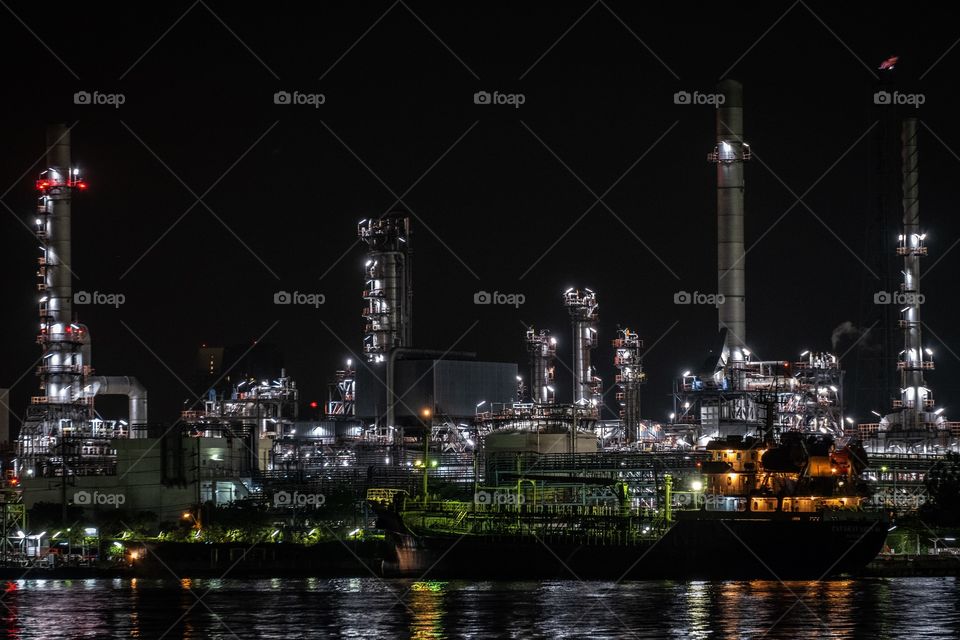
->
[45,124,73,325]
[714,80,749,360]
[898,118,931,428]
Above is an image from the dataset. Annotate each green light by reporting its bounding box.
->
[431,460,438,467]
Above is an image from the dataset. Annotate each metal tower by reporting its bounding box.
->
[359,214,412,363]
[19,125,93,476]
[876,118,945,452]
[563,288,601,407]
[525,328,557,404]
[613,328,646,442]
[710,79,751,368]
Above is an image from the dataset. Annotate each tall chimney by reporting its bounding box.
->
[898,118,931,429]
[45,124,73,326]
[713,80,749,361]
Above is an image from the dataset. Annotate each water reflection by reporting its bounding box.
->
[0,577,954,639]
[409,581,446,639]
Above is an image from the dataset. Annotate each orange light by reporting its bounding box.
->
[421,408,432,418]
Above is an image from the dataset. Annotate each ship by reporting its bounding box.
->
[370,433,889,580]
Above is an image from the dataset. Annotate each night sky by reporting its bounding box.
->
[2,2,960,428]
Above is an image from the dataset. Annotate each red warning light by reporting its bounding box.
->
[75,180,88,190]
[309,401,319,409]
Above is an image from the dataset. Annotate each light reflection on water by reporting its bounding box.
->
[0,577,956,639]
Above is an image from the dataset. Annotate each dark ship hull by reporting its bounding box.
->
[381,510,888,580]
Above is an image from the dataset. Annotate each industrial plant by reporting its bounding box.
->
[1,80,956,572]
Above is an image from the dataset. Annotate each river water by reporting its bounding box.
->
[0,577,956,639]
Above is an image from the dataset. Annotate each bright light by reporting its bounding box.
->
[691,480,703,492]
[845,417,854,424]
[683,402,690,409]
[476,400,486,408]
[742,349,750,356]
[271,530,280,538]
[16,531,24,538]
[516,376,523,382]
[420,407,432,418]
[682,370,691,377]
[84,527,97,536]
[182,512,191,520]
[871,410,882,418]
[113,541,123,548]
[347,358,352,367]
[925,349,933,356]
[669,413,675,420]
[800,350,809,356]
[935,408,945,415]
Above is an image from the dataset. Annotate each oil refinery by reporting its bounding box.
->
[1,83,957,578]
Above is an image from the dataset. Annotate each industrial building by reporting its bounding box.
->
[3,82,958,558]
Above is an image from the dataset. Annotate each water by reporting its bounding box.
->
[0,577,956,639]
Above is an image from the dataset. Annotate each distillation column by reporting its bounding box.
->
[711,79,750,368]
[359,214,412,363]
[563,288,600,407]
[32,125,91,429]
[525,328,557,404]
[613,328,646,442]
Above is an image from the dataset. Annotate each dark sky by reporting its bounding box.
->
[2,1,960,428]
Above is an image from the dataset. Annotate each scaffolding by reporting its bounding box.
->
[326,361,356,417]
[669,351,845,444]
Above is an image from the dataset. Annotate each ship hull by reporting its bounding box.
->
[382,511,888,580]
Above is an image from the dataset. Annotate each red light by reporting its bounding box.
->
[309,401,319,409]
[75,181,88,190]
[65,326,73,333]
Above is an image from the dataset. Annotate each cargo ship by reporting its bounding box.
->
[370,433,889,580]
